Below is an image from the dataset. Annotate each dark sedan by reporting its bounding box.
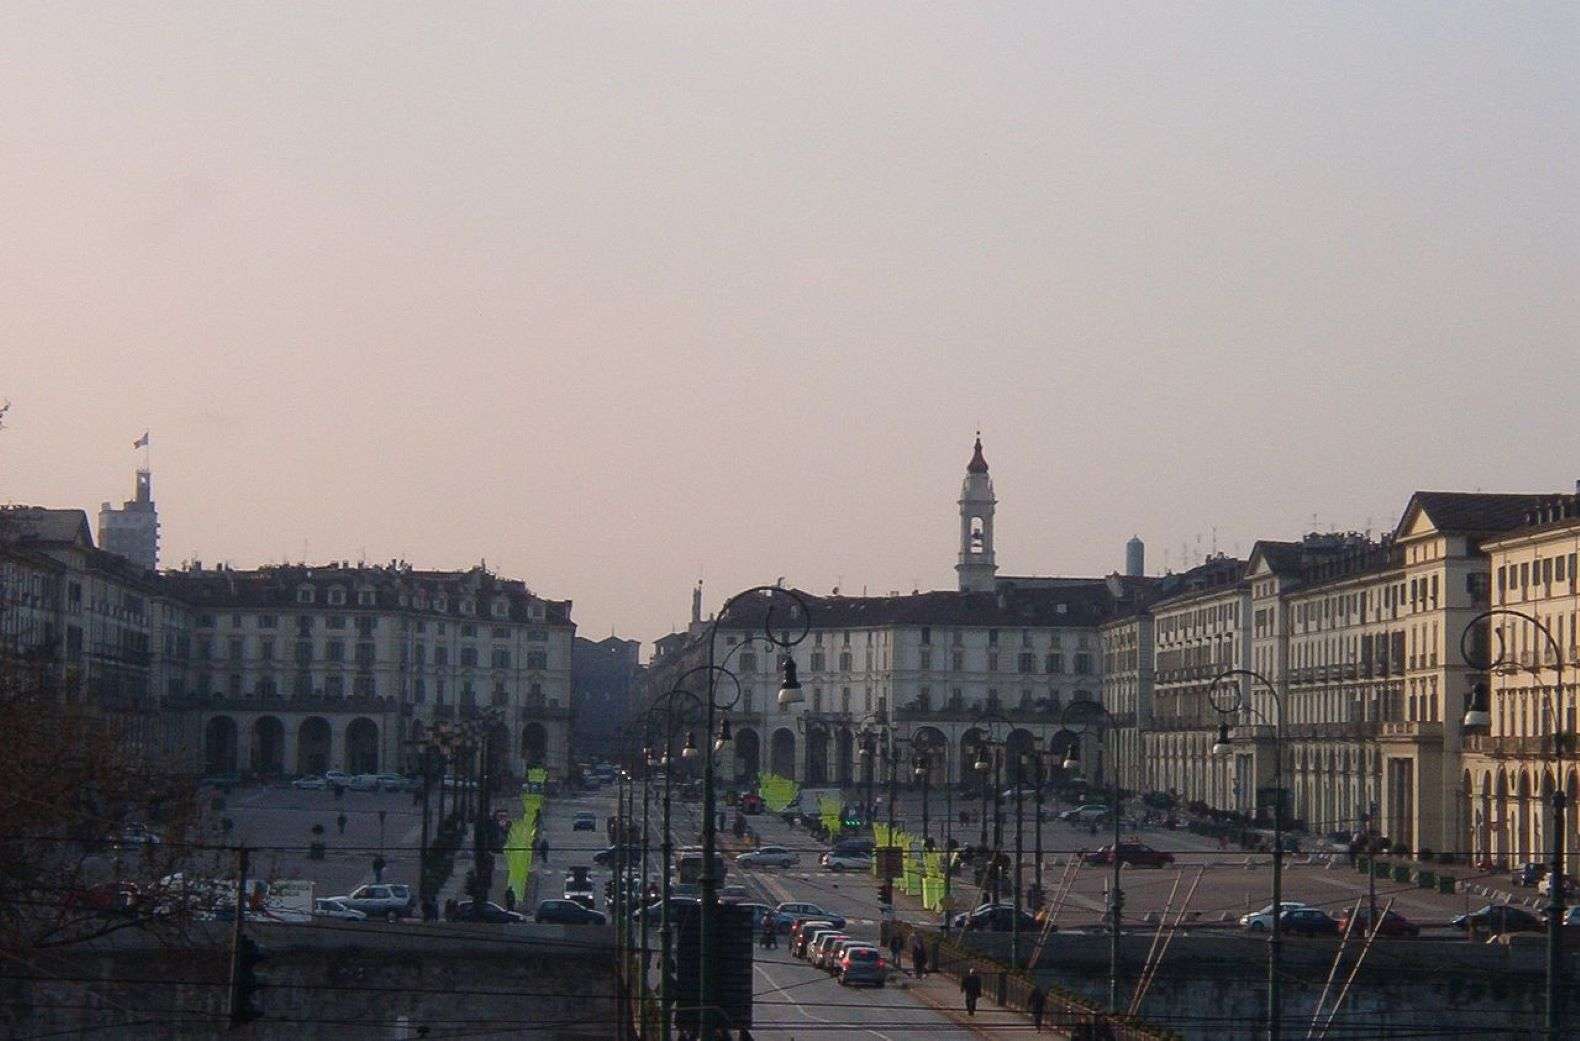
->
[449,900,526,923]
[1453,904,1544,935]
[1082,843,1176,869]
[535,899,609,925]
[951,904,1041,932]
[1336,907,1420,938]
[1281,908,1340,936]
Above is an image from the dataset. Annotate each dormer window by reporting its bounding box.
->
[529,602,544,622]
[435,595,448,613]
[492,598,509,620]
[460,598,475,616]
[415,591,428,610]
[328,587,346,606]
[297,586,315,605]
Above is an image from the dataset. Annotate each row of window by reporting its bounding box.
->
[194,612,552,642]
[194,671,551,705]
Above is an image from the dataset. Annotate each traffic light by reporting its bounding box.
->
[230,936,267,1025]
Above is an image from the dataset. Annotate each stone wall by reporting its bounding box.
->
[3,921,618,1040]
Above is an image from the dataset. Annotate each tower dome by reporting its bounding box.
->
[956,433,997,592]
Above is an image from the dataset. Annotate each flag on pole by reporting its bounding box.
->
[132,431,149,449]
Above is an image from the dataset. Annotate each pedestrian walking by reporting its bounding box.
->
[538,836,550,863]
[888,930,903,968]
[962,966,983,1016]
[503,887,516,913]
[337,812,348,835]
[910,934,928,979]
[1028,985,1046,1032]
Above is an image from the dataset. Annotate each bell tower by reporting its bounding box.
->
[956,433,997,592]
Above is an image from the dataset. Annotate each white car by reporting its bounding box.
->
[738,846,799,868]
[292,775,328,790]
[1239,902,1310,932]
[324,770,353,787]
[349,774,383,792]
[313,897,369,921]
[821,851,873,872]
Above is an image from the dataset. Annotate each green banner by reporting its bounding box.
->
[506,792,546,901]
[819,795,843,837]
[759,773,799,813]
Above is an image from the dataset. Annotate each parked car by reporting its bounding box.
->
[1551,906,1580,927]
[1453,904,1544,934]
[535,899,608,925]
[1082,842,1175,869]
[312,897,368,921]
[324,770,353,787]
[573,812,598,832]
[1281,908,1341,936]
[1538,873,1577,898]
[836,944,889,987]
[348,773,383,792]
[1239,902,1309,932]
[336,883,414,922]
[830,837,876,857]
[1511,861,1546,887]
[1336,907,1420,938]
[65,881,141,914]
[821,850,873,871]
[1059,804,1113,825]
[790,919,837,957]
[292,775,328,790]
[737,846,799,868]
[449,900,526,923]
[773,901,845,932]
[951,903,1040,932]
[375,772,414,792]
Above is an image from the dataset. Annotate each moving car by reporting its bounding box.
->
[593,844,643,866]
[573,812,598,832]
[773,901,845,932]
[564,866,595,909]
[820,850,873,871]
[1336,907,1420,938]
[1240,902,1309,932]
[1511,861,1546,887]
[836,945,889,987]
[737,846,799,868]
[449,900,526,923]
[1453,904,1544,934]
[313,897,368,921]
[1281,908,1341,936]
[337,883,415,922]
[292,775,329,790]
[951,903,1040,932]
[1082,843,1175,869]
[822,937,866,971]
[536,899,608,925]
[1059,804,1113,825]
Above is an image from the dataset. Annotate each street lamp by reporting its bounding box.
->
[690,585,811,1041]
[1459,609,1567,1041]
[1208,668,1286,1041]
[644,686,706,1041]
[1057,698,1124,1013]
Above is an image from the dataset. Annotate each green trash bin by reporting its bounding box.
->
[1392,864,1412,883]
[1438,875,1456,895]
[1417,870,1436,889]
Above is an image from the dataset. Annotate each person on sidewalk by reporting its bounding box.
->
[910,934,928,979]
[962,966,983,1016]
[1028,985,1046,1032]
[889,930,903,969]
[337,812,348,835]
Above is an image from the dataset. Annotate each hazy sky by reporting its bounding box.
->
[3,3,1576,648]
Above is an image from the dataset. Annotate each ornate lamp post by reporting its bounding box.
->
[1058,698,1125,1011]
[855,710,887,832]
[644,687,705,1041]
[973,712,1009,906]
[1460,609,1568,1041]
[1208,668,1286,1041]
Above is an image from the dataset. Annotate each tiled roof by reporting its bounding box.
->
[713,583,1117,631]
[1401,492,1549,537]
[0,506,93,547]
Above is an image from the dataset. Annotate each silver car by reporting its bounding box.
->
[737,846,799,868]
